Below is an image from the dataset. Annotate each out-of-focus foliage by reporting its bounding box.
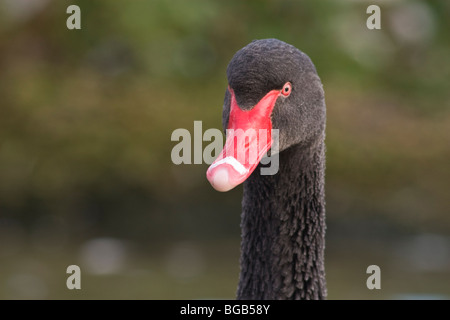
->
[0,0,449,299]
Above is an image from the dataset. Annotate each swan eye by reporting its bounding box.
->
[281,82,292,97]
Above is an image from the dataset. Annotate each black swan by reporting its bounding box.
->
[206,39,327,300]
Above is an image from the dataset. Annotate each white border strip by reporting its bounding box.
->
[209,156,248,175]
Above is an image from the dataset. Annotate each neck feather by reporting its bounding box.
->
[237,136,327,300]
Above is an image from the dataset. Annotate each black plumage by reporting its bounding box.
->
[222,39,327,300]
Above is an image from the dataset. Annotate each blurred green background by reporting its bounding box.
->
[0,0,449,299]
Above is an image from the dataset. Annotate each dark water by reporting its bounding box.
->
[1,222,449,299]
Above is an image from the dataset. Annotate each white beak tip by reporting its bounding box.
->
[211,168,234,192]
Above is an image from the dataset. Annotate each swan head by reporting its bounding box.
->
[207,39,326,192]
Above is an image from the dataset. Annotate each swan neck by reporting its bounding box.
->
[237,138,326,300]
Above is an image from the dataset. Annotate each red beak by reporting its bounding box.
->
[206,87,281,192]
